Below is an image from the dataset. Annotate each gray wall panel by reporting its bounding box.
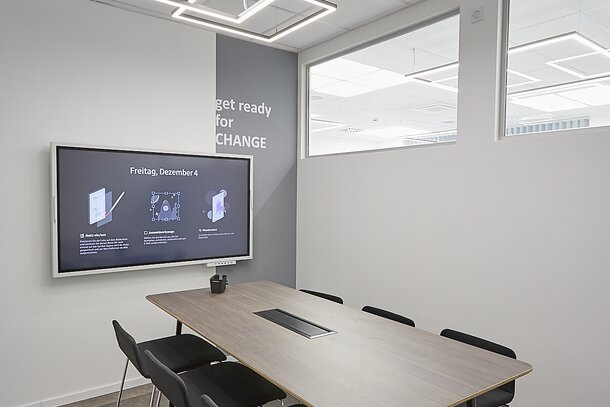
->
[216,35,297,286]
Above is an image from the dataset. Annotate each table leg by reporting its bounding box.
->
[466,399,477,407]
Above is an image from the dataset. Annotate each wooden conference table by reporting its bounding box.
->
[147,281,532,407]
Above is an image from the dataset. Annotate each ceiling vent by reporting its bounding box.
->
[507,116,590,136]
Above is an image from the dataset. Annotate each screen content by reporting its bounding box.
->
[55,146,251,274]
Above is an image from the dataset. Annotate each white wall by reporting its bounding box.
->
[297,0,610,406]
[0,1,216,406]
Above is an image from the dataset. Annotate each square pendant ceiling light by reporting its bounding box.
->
[149,0,337,42]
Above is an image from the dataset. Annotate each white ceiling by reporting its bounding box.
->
[98,0,424,52]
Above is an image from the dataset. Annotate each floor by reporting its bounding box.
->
[60,383,299,407]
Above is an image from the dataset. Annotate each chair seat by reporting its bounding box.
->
[458,388,513,407]
[138,334,226,377]
[182,361,287,407]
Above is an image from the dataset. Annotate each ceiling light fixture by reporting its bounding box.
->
[507,31,600,55]
[397,32,605,88]
[404,62,459,80]
[310,74,340,90]
[360,126,424,139]
[411,78,459,93]
[350,69,410,89]
[310,119,345,133]
[506,69,541,88]
[310,58,379,80]
[508,74,610,98]
[434,75,458,84]
[315,81,376,97]
[510,94,588,112]
[558,85,610,106]
[172,0,337,43]
[152,0,274,23]
[546,51,610,79]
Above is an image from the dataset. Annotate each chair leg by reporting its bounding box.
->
[116,358,129,407]
[149,387,158,407]
[156,391,162,407]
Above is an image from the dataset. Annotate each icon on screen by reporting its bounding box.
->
[89,188,125,227]
[150,191,181,222]
[205,189,229,223]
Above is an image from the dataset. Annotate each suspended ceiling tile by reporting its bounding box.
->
[563,0,610,11]
[272,0,316,15]
[321,0,407,30]
[584,4,610,30]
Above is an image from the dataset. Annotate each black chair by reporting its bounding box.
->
[440,329,517,407]
[112,320,226,406]
[361,305,415,327]
[299,289,343,304]
[144,349,288,407]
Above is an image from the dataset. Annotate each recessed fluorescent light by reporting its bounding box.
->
[404,62,459,80]
[360,126,424,139]
[413,103,456,113]
[508,74,610,98]
[511,94,588,112]
[518,114,554,124]
[506,69,541,88]
[435,75,459,84]
[509,31,608,55]
[350,69,409,89]
[559,85,610,106]
[154,0,274,23]
[394,33,604,92]
[316,81,376,97]
[310,74,340,90]
[546,51,610,79]
[411,78,459,93]
[310,119,345,132]
[311,58,379,80]
[172,0,337,43]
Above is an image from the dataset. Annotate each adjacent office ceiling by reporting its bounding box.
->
[308,0,610,151]
[94,0,423,51]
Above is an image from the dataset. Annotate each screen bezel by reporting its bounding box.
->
[51,142,253,278]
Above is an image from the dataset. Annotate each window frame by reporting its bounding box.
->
[305,9,461,158]
[499,0,610,140]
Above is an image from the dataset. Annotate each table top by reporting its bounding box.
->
[147,281,532,407]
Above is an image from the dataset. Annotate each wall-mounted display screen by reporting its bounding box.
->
[51,144,252,277]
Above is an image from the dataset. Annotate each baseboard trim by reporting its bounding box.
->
[37,376,150,407]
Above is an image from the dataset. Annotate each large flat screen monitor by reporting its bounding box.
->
[51,143,252,277]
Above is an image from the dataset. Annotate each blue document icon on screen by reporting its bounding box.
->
[89,188,125,227]
[212,192,225,223]
[89,188,106,225]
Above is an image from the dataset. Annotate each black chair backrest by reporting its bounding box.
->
[300,289,343,304]
[145,350,191,407]
[201,395,219,407]
[440,328,516,396]
[112,320,147,377]
[362,306,415,327]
